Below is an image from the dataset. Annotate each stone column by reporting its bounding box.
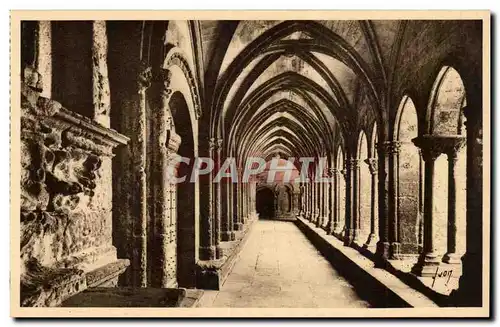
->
[92,21,111,127]
[303,181,309,219]
[375,142,391,263]
[210,138,223,259]
[388,141,401,259]
[131,63,153,287]
[364,158,379,249]
[326,169,336,233]
[442,137,466,264]
[221,175,235,242]
[199,134,215,261]
[242,183,248,224]
[344,158,354,246]
[337,168,347,237]
[305,182,311,220]
[331,168,341,235]
[313,179,319,223]
[351,158,361,244]
[151,134,181,288]
[411,136,444,276]
[310,178,315,221]
[150,69,182,288]
[316,177,324,227]
[233,180,242,231]
[323,176,330,229]
[23,21,52,97]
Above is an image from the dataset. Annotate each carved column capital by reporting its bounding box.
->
[376,141,401,156]
[328,168,339,177]
[209,137,223,152]
[349,158,360,169]
[412,135,446,162]
[444,137,466,160]
[364,158,378,175]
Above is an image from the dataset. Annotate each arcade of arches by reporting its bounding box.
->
[19,19,485,308]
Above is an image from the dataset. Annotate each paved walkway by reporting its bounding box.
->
[204,220,370,308]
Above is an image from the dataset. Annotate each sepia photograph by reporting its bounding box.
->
[9,10,490,318]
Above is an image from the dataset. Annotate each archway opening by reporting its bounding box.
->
[170,91,196,288]
[256,187,276,219]
[395,96,422,255]
[429,66,467,264]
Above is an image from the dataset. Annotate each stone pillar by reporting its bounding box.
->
[411,136,444,276]
[388,141,401,259]
[221,175,235,241]
[306,180,312,220]
[375,142,391,262]
[337,168,347,237]
[23,21,52,97]
[323,176,330,229]
[351,158,361,244]
[199,135,215,261]
[242,183,248,224]
[443,137,466,264]
[313,179,319,223]
[150,69,181,288]
[151,134,181,288]
[331,168,341,235]
[316,177,324,227]
[453,104,483,306]
[210,138,223,259]
[92,21,111,127]
[233,179,242,231]
[344,158,354,246]
[364,158,379,249]
[131,63,153,287]
[310,178,315,221]
[325,169,336,233]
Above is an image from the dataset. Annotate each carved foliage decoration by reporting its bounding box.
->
[20,82,128,272]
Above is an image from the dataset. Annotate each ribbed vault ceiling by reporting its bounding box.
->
[200,20,400,165]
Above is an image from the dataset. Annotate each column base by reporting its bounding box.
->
[215,245,223,259]
[343,229,354,246]
[316,216,326,228]
[411,252,442,276]
[351,229,362,245]
[199,246,216,261]
[325,222,333,234]
[442,252,462,264]
[363,233,379,250]
[389,242,402,260]
[221,231,235,242]
[333,225,344,238]
[233,222,243,231]
[375,241,391,267]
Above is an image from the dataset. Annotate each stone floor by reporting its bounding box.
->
[202,220,370,308]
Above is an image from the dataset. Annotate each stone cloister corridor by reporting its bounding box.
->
[16,17,487,314]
